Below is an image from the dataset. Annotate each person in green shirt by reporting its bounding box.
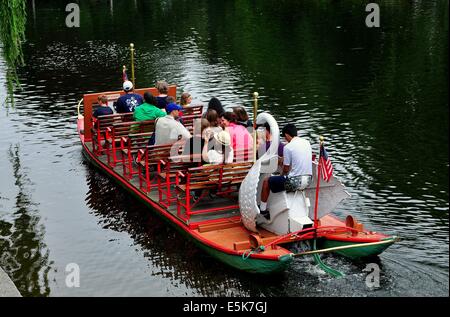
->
[134,92,166,122]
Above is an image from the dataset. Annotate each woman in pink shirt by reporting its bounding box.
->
[220,112,253,162]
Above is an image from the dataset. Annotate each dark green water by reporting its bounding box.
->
[0,0,448,296]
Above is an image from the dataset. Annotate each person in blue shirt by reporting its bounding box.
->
[93,95,113,118]
[114,81,143,113]
[155,80,170,109]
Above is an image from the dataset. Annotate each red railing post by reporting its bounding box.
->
[121,137,127,176]
[176,172,181,217]
[137,149,144,190]
[127,140,133,179]
[186,173,191,219]
[157,160,163,202]
[166,161,171,206]
[145,149,150,192]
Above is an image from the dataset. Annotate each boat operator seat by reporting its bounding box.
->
[258,189,313,235]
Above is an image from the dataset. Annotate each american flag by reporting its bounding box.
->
[122,66,128,82]
[320,143,333,182]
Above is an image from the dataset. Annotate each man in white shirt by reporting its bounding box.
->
[258,124,312,221]
[154,103,192,145]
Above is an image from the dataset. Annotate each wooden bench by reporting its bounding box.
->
[180,114,202,134]
[183,105,203,116]
[136,143,184,192]
[157,154,202,208]
[120,132,153,179]
[175,162,253,220]
[91,113,133,155]
[233,148,254,163]
[105,120,155,166]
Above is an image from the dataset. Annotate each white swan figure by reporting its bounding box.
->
[239,112,280,233]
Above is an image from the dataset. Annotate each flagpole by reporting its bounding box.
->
[313,136,324,229]
[130,43,135,87]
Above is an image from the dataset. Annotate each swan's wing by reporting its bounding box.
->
[239,160,262,233]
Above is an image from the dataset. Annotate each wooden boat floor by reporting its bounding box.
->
[194,225,290,256]
[90,147,241,225]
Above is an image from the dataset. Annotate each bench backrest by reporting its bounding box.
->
[221,162,253,184]
[146,143,177,166]
[182,114,203,133]
[124,132,153,152]
[110,120,155,140]
[233,148,254,163]
[186,162,253,186]
[94,113,133,133]
[183,105,203,116]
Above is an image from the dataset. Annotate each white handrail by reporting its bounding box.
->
[77,98,84,119]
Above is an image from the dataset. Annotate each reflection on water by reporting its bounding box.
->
[0,0,447,296]
[82,166,363,296]
[0,144,51,296]
[85,166,260,296]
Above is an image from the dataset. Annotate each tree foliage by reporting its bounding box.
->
[0,0,27,105]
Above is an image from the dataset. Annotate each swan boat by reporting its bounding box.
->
[76,86,398,274]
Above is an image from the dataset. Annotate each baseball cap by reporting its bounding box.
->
[123,80,133,92]
[166,103,183,113]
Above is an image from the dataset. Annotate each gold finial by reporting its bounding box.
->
[319,135,324,144]
[130,43,134,49]
[253,92,259,99]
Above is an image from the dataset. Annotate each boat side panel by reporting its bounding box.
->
[319,239,394,259]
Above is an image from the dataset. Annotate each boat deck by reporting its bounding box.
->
[88,143,241,226]
[84,142,292,257]
[85,143,386,250]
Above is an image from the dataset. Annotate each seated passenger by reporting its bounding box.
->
[93,95,113,118]
[154,103,192,145]
[220,112,253,161]
[207,97,225,117]
[155,80,170,110]
[114,81,143,113]
[165,96,176,107]
[233,106,253,128]
[202,130,234,165]
[133,92,166,122]
[204,109,223,135]
[182,119,211,162]
[166,98,185,124]
[180,92,192,109]
[258,122,285,166]
[258,124,312,221]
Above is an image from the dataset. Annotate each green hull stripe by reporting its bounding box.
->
[320,239,392,259]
